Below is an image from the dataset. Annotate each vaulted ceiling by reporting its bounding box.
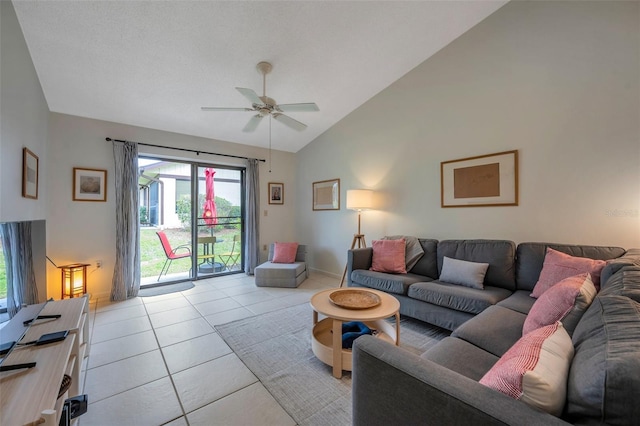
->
[13,1,507,152]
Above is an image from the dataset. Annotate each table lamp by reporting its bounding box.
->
[60,263,90,299]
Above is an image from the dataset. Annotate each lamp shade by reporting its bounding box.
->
[346,189,374,211]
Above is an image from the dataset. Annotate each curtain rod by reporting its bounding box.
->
[105,138,265,162]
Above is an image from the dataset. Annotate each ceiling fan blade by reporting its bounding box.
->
[201,107,253,111]
[273,113,307,131]
[277,103,319,112]
[243,114,264,132]
[236,87,263,105]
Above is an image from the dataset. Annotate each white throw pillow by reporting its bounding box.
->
[480,322,574,416]
[439,256,489,289]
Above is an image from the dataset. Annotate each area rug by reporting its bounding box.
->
[138,281,195,297]
[216,302,449,425]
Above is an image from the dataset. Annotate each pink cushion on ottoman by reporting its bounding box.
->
[531,248,606,297]
[480,322,574,416]
[272,242,299,263]
[370,239,406,274]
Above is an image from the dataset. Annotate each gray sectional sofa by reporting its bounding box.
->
[347,240,640,424]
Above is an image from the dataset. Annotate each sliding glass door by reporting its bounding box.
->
[138,158,244,286]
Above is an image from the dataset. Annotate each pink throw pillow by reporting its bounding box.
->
[370,239,406,274]
[272,242,299,263]
[523,273,597,336]
[480,322,574,416]
[531,248,606,298]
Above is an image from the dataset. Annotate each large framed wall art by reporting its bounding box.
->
[441,150,518,208]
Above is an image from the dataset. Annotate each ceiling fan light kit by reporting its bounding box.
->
[202,61,319,133]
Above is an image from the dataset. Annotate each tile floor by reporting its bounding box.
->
[79,272,338,426]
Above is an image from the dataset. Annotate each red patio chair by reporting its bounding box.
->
[156,231,191,281]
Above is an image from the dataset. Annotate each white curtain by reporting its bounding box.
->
[110,141,141,301]
[0,222,39,317]
[244,159,260,274]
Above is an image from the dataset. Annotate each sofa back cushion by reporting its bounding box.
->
[515,243,625,292]
[600,248,640,288]
[407,238,438,278]
[567,292,640,423]
[437,240,516,291]
[598,265,640,302]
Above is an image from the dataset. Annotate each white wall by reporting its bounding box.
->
[47,113,298,299]
[0,0,49,223]
[296,1,640,277]
[0,1,50,300]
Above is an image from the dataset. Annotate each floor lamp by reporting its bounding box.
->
[340,189,374,287]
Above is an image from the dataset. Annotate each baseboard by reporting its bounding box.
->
[309,268,340,279]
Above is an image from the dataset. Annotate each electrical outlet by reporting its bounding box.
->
[96,260,102,269]
[263,244,267,251]
[264,209,268,216]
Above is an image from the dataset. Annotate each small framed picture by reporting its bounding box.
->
[22,148,39,199]
[268,182,284,205]
[73,168,107,202]
[313,178,340,211]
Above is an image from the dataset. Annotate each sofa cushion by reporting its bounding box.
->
[408,281,511,315]
[437,240,516,291]
[452,305,526,357]
[515,242,625,292]
[422,336,499,381]
[371,239,407,273]
[408,238,439,278]
[480,322,574,417]
[600,248,640,284]
[531,248,606,296]
[523,273,596,336]
[439,257,489,289]
[351,270,428,295]
[567,294,640,423]
[598,265,640,302]
[496,290,536,315]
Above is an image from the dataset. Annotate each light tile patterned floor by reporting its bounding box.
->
[79,272,338,426]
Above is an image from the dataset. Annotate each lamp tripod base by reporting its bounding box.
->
[340,234,367,287]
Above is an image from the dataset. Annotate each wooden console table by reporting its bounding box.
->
[0,297,89,426]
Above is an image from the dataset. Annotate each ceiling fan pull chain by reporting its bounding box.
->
[263,69,267,98]
[269,115,272,173]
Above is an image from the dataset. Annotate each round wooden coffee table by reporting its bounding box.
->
[310,288,400,378]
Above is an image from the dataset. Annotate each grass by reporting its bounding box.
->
[140,227,240,279]
[0,227,238,298]
[0,243,5,299]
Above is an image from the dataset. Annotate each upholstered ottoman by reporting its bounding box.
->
[255,244,308,288]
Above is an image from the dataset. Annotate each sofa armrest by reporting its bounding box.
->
[601,248,640,285]
[347,248,373,286]
[352,336,568,426]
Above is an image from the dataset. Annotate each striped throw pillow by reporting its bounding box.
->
[479,322,574,416]
[523,273,596,336]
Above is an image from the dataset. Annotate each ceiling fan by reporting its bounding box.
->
[201,61,319,132]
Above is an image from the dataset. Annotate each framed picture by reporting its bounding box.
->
[268,182,284,205]
[22,148,39,199]
[441,150,518,208]
[313,178,340,211]
[73,168,107,202]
